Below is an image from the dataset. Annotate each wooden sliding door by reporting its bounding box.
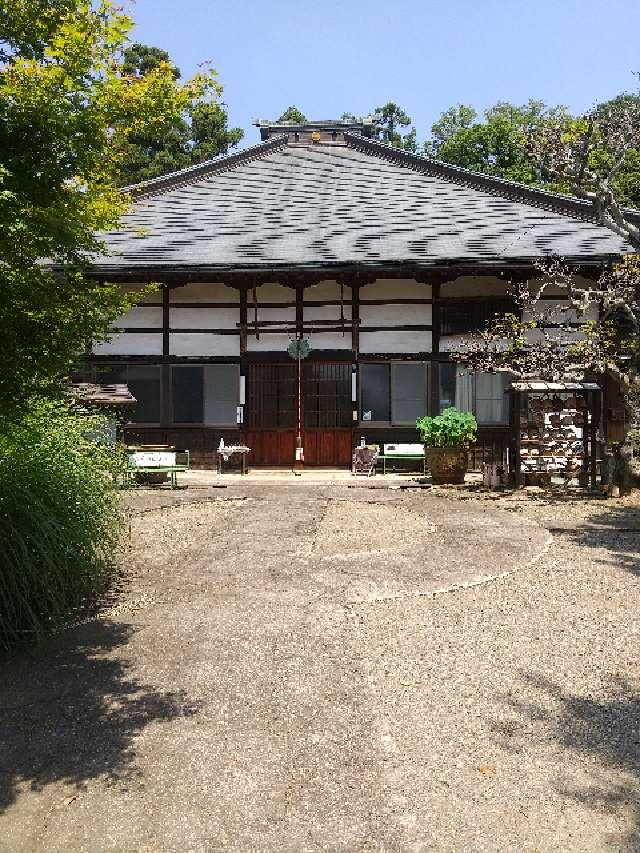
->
[245,361,352,466]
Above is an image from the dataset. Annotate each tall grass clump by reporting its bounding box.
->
[0,398,125,651]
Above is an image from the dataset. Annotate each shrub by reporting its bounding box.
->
[416,407,478,448]
[0,398,125,651]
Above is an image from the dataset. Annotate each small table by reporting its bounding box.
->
[216,446,251,475]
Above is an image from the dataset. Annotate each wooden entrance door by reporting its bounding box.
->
[245,361,352,466]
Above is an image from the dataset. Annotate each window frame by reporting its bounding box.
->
[359,360,430,427]
[171,363,240,427]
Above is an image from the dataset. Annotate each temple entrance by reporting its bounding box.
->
[245,361,353,466]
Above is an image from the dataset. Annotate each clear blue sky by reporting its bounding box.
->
[130,0,640,148]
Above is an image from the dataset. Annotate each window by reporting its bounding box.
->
[76,363,161,423]
[438,364,510,425]
[441,299,516,335]
[360,362,429,425]
[172,364,239,425]
[360,363,390,422]
[127,365,161,423]
[391,363,429,424]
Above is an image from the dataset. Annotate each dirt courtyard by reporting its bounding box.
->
[1,484,640,852]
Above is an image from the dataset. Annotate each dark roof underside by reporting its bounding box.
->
[94,135,631,274]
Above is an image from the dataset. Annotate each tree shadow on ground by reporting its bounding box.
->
[494,670,640,850]
[552,501,640,578]
[0,619,198,813]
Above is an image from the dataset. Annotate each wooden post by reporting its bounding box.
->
[160,284,171,429]
[351,283,360,355]
[239,286,248,354]
[514,391,522,488]
[430,281,441,416]
[294,287,304,472]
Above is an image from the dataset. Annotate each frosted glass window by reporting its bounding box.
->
[391,363,429,425]
[204,365,239,425]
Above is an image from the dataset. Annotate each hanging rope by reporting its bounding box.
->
[340,282,345,336]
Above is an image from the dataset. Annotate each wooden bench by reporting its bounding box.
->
[125,447,190,489]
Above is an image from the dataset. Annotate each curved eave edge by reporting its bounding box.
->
[84,254,623,280]
[122,135,289,200]
[343,131,640,228]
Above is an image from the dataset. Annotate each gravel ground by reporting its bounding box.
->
[1,485,639,852]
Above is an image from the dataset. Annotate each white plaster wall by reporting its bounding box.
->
[304,280,352,302]
[94,333,162,356]
[523,299,599,324]
[170,333,239,357]
[113,307,163,329]
[247,333,293,352]
[253,306,296,323]
[304,331,353,350]
[360,331,432,353]
[170,282,239,303]
[360,303,432,325]
[360,279,432,299]
[304,305,352,322]
[440,334,474,353]
[170,306,239,329]
[255,283,295,303]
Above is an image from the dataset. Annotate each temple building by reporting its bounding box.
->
[81,119,632,468]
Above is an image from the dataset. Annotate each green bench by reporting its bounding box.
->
[125,447,190,489]
[379,444,426,475]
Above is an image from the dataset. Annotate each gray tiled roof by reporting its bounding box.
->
[93,134,632,274]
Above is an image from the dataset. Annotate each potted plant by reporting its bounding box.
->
[416,407,478,484]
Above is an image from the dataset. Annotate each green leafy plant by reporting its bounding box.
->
[0,398,126,651]
[416,407,478,448]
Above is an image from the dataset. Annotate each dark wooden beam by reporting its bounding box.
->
[296,286,304,337]
[162,285,170,357]
[430,281,441,416]
[239,287,248,354]
[351,285,360,354]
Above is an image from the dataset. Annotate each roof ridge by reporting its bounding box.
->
[123,134,289,200]
[343,131,640,225]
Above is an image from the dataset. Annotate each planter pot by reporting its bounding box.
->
[425,446,468,485]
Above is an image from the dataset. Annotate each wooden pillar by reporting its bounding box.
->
[351,283,360,354]
[239,286,248,354]
[160,284,171,429]
[162,284,170,357]
[430,281,441,416]
[295,285,304,337]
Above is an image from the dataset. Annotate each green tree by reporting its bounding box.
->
[118,43,243,185]
[430,100,571,184]
[426,104,477,156]
[278,105,307,123]
[371,101,415,149]
[0,0,216,411]
[122,42,180,78]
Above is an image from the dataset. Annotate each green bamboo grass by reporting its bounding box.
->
[0,399,124,650]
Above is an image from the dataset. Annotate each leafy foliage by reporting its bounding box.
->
[372,101,417,150]
[0,1,218,411]
[0,399,125,650]
[416,408,478,448]
[278,105,307,123]
[118,42,243,186]
[427,100,571,184]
